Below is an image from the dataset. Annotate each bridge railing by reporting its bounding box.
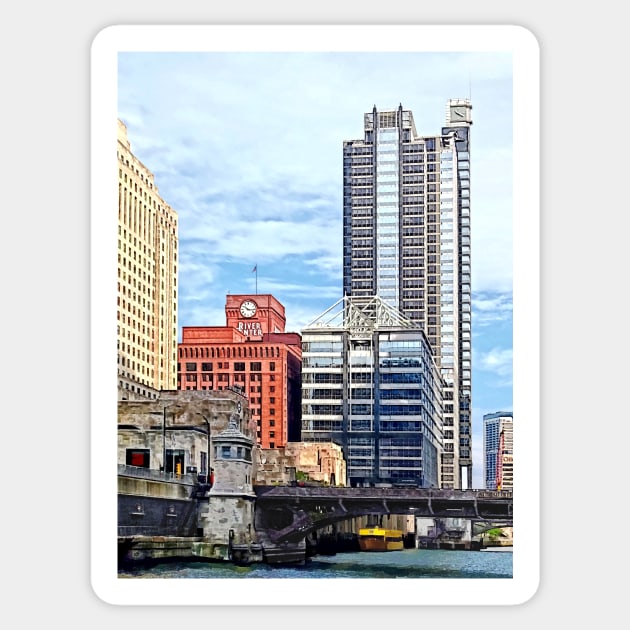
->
[117,464,197,485]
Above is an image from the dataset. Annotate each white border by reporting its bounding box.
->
[91,24,539,606]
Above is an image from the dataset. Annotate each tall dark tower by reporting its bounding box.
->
[342,100,473,489]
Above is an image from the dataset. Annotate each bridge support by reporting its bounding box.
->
[255,534,308,565]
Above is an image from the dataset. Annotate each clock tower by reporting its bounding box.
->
[225,294,287,338]
[446,98,473,126]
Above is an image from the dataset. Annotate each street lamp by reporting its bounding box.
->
[162,406,168,477]
[159,403,180,477]
[200,414,216,486]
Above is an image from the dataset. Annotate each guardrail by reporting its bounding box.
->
[117,464,197,485]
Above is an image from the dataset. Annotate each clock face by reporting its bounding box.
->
[240,300,257,318]
[451,105,467,121]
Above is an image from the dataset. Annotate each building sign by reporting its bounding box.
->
[237,321,263,336]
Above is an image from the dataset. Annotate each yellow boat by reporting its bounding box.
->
[358,527,404,552]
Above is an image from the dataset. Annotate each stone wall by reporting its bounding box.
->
[254,442,347,486]
[118,390,257,476]
[118,390,254,438]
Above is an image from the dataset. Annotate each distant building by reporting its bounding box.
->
[117,119,179,400]
[255,442,347,487]
[177,294,302,449]
[483,411,513,490]
[342,102,473,488]
[300,295,444,488]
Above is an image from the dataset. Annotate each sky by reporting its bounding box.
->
[117,47,513,489]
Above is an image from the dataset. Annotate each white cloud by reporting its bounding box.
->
[477,347,513,387]
[473,292,513,326]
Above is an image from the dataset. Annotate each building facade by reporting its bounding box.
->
[117,389,252,479]
[301,295,444,488]
[342,101,472,488]
[254,442,347,487]
[177,294,302,449]
[117,119,179,399]
[483,411,514,490]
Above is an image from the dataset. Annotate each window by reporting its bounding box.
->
[126,449,150,468]
[250,362,262,371]
[186,362,196,371]
[201,362,213,371]
[269,362,275,371]
[234,362,245,371]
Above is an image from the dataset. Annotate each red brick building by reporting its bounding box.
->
[177,294,302,448]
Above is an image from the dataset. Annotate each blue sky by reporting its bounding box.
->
[117,46,513,489]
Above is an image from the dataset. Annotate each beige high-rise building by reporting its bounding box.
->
[117,119,178,399]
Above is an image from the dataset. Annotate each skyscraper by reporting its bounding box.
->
[342,101,472,488]
[483,411,513,491]
[301,295,444,488]
[117,119,179,399]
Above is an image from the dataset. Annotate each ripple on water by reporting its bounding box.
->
[118,548,512,579]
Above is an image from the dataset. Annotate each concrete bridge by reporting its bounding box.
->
[253,486,512,563]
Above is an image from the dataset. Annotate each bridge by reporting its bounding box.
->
[252,486,512,563]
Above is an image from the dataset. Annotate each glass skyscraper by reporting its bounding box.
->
[342,101,472,489]
[301,296,444,488]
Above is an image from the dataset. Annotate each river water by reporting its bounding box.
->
[118,548,512,579]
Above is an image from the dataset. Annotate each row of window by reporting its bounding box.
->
[182,361,274,372]
[179,374,276,385]
[303,420,426,432]
[179,346,282,359]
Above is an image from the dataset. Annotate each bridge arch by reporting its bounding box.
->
[254,486,512,547]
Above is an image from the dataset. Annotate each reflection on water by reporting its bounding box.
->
[118,548,512,579]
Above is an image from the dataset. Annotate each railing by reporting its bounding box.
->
[118,464,197,485]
